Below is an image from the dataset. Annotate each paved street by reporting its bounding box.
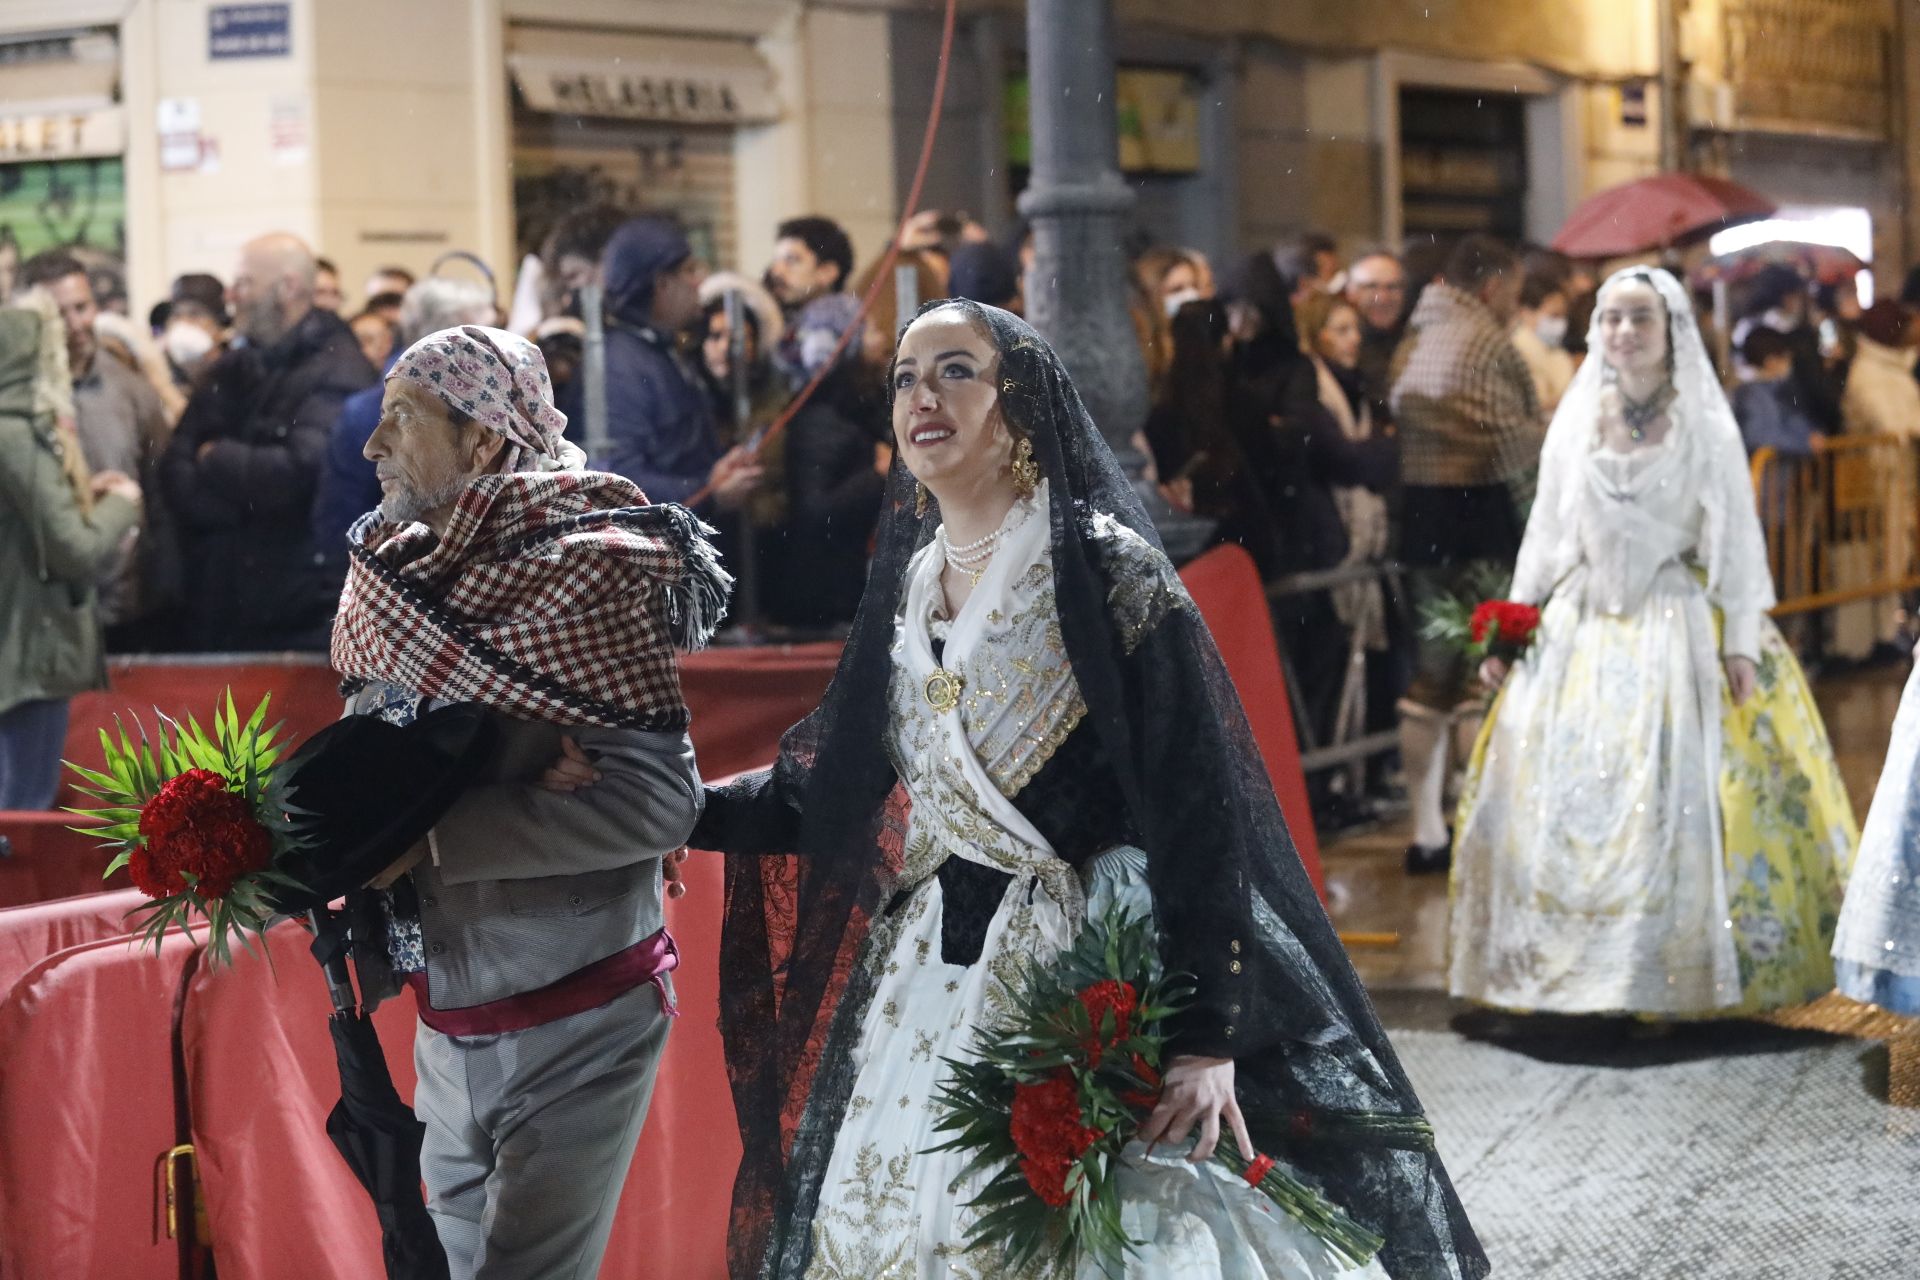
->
[1329,664,1920,1279]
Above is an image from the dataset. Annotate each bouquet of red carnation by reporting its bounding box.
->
[928,904,1386,1275]
[1416,565,1542,671]
[1466,599,1543,664]
[64,691,311,965]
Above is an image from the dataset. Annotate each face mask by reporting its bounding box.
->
[1534,315,1568,348]
[163,320,215,371]
[1163,288,1203,319]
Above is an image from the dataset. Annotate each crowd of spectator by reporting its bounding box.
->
[11,197,1920,825]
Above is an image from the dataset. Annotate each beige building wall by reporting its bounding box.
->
[310,0,494,310]
[119,0,325,310]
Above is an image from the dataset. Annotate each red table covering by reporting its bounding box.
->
[181,922,420,1280]
[1178,543,1324,891]
[0,929,202,1280]
[0,886,147,999]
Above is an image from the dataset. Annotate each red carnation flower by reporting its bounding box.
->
[1468,601,1501,645]
[1019,1151,1074,1208]
[1075,980,1138,1064]
[1010,1072,1101,1206]
[1471,600,1542,659]
[135,769,273,902]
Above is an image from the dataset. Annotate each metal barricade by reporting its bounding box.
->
[1750,434,1920,616]
[1266,559,1406,777]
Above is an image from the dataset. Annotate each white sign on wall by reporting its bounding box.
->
[157,98,205,172]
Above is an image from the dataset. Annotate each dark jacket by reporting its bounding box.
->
[160,307,376,650]
[1356,321,1402,428]
[595,218,725,506]
[1244,358,1395,575]
[311,353,398,560]
[598,325,724,506]
[74,352,179,629]
[765,373,885,628]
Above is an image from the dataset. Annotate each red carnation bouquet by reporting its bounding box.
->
[1416,565,1542,673]
[928,904,1386,1274]
[1466,599,1543,664]
[65,692,311,965]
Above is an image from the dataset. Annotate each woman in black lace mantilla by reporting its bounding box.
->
[687,301,1486,1279]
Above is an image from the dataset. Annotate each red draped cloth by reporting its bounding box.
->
[0,929,201,1279]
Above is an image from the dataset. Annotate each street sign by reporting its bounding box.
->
[208,5,291,61]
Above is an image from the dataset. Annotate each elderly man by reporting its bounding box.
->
[311,275,496,555]
[1389,233,1542,874]
[160,232,375,650]
[334,324,727,1278]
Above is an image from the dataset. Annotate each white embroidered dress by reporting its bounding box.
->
[803,484,1387,1280]
[1449,268,1852,1016]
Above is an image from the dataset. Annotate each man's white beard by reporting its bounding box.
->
[381,473,470,526]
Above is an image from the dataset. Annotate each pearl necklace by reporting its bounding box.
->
[940,497,1033,587]
[943,538,996,586]
[945,525,1004,559]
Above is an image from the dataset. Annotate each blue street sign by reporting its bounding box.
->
[209,4,291,60]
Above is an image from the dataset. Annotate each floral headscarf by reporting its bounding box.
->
[387,324,581,473]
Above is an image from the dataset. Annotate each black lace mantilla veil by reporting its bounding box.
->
[697,300,1487,1280]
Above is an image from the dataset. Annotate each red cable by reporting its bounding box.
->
[684,0,958,509]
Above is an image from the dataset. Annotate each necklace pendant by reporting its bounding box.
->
[924,667,965,713]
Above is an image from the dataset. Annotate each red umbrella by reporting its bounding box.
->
[1551,173,1776,258]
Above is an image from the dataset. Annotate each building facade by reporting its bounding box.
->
[0,0,1910,314]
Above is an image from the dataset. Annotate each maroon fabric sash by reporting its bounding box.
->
[406,928,679,1036]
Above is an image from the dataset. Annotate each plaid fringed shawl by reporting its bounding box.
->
[331,470,731,729]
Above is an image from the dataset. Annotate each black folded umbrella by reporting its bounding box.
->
[326,1008,450,1280]
[311,912,450,1280]
[282,705,498,1280]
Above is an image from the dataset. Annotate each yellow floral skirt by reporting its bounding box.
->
[1715,621,1857,1012]
[1448,584,1855,1017]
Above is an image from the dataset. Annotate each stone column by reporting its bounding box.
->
[1017,0,1211,558]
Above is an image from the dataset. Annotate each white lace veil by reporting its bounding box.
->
[1510,265,1767,611]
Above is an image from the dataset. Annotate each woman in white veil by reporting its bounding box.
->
[1448,267,1856,1018]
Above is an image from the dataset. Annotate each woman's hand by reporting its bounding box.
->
[1136,1055,1253,1163]
[535,736,601,792]
[1725,654,1758,707]
[90,468,143,508]
[1478,656,1510,692]
[535,742,692,899]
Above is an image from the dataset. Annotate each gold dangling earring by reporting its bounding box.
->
[1010,436,1040,498]
[915,481,930,518]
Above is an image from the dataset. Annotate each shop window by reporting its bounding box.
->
[1399,87,1527,246]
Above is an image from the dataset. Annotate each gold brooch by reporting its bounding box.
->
[924,668,965,713]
